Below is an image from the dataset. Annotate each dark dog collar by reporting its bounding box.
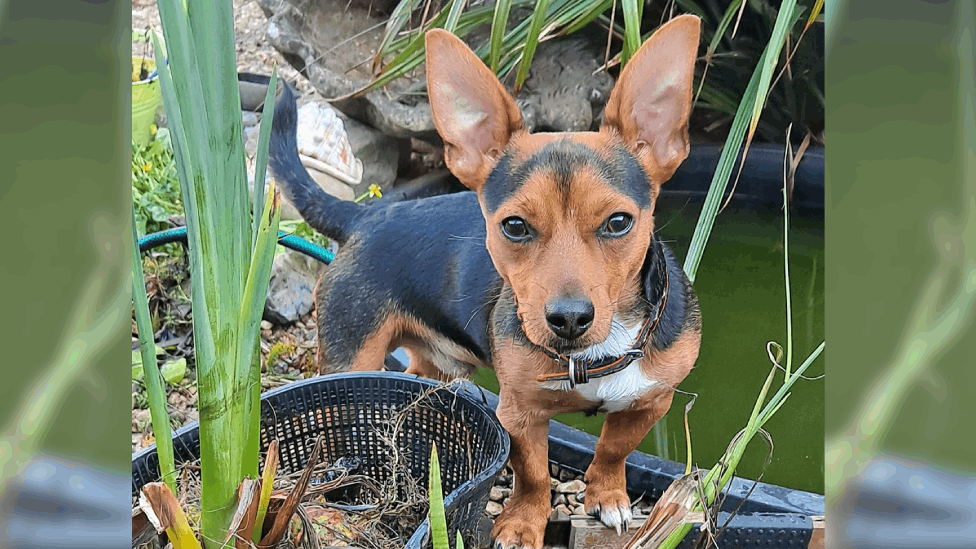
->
[534,245,669,388]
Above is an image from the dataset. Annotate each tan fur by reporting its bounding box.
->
[484,167,655,351]
[317,305,485,381]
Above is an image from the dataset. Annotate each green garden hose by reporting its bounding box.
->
[137,226,335,265]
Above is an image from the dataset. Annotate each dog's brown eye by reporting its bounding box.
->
[602,213,634,237]
[501,217,531,242]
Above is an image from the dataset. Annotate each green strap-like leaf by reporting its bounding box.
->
[252,66,279,249]
[429,444,450,549]
[619,0,640,67]
[681,1,800,284]
[374,0,426,74]
[512,0,552,95]
[488,0,513,71]
[131,207,176,495]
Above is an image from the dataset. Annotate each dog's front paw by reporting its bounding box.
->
[490,501,548,549]
[583,480,632,535]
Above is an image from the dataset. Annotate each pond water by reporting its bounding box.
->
[470,194,825,495]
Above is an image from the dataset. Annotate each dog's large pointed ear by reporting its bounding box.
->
[602,14,700,183]
[425,29,524,191]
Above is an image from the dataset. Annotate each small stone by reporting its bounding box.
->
[552,493,566,506]
[567,494,577,506]
[497,487,512,498]
[558,468,574,482]
[489,486,505,502]
[264,250,319,324]
[571,503,586,516]
[551,504,571,521]
[550,463,559,477]
[261,320,272,330]
[555,480,586,494]
[306,167,355,202]
[132,409,151,432]
[485,501,503,517]
[550,478,560,490]
[242,111,260,127]
[577,490,585,503]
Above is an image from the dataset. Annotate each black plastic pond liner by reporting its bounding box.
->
[459,386,824,549]
[132,373,510,549]
[670,144,825,220]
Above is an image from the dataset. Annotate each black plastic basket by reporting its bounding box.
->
[132,372,510,548]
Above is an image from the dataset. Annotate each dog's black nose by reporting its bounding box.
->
[545,296,594,340]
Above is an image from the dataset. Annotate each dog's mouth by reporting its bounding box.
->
[528,323,614,356]
[546,339,586,355]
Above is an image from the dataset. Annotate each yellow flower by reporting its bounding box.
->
[143,162,152,172]
[368,183,383,198]
[150,124,157,135]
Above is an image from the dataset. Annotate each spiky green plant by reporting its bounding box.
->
[363,0,821,138]
[133,1,282,546]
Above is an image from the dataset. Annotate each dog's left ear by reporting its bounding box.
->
[425,29,524,192]
[602,14,700,182]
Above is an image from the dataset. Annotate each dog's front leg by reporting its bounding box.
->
[492,400,551,549]
[584,389,675,533]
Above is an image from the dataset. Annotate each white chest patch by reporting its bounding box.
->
[539,318,660,413]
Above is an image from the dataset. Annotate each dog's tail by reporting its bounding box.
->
[268,79,362,245]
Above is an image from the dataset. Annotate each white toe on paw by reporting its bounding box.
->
[599,505,632,535]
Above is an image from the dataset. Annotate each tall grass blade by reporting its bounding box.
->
[747,1,797,138]
[782,129,794,380]
[694,0,743,106]
[489,0,513,71]
[444,0,467,33]
[620,0,640,66]
[512,0,551,95]
[374,0,425,73]
[681,2,799,283]
[131,207,176,495]
[562,0,612,36]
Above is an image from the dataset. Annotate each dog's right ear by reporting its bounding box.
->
[425,29,523,192]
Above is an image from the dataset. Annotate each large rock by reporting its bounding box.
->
[244,100,358,218]
[258,0,441,141]
[516,36,616,133]
[264,249,320,325]
[334,110,401,195]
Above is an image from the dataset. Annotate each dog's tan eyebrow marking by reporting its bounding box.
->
[481,140,651,213]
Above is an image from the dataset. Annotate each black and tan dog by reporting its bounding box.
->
[269,15,702,549]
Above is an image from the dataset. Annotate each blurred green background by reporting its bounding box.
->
[0,0,130,538]
[827,0,976,471]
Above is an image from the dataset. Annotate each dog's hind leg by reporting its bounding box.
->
[401,343,455,383]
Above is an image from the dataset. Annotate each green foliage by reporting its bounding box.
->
[132,127,183,237]
[428,444,457,549]
[367,0,822,141]
[264,341,296,368]
[147,0,282,545]
[132,207,177,495]
[277,219,330,255]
